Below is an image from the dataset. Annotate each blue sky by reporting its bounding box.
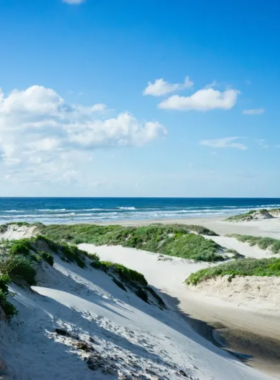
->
[0,0,279,197]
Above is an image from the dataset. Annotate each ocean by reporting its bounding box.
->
[0,197,279,225]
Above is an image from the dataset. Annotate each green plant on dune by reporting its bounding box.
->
[39,251,54,266]
[0,225,167,310]
[227,234,280,254]
[90,261,148,286]
[225,210,256,222]
[225,208,280,222]
[38,223,222,262]
[0,255,36,285]
[8,238,55,266]
[0,275,18,320]
[186,257,280,285]
[9,239,31,256]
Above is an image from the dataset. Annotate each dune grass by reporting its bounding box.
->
[227,234,280,254]
[0,255,36,285]
[0,274,18,319]
[38,223,223,262]
[0,233,164,309]
[91,260,147,286]
[186,257,280,285]
[226,210,256,222]
[225,208,280,222]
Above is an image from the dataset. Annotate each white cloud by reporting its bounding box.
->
[200,137,247,150]
[243,108,265,115]
[256,139,269,149]
[62,0,85,4]
[91,103,107,112]
[159,88,239,111]
[143,76,193,97]
[0,85,166,186]
[205,80,218,89]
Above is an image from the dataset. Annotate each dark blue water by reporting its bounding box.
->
[0,198,279,224]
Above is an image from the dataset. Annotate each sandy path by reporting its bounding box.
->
[79,243,280,379]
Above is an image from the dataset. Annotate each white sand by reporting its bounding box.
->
[191,275,280,309]
[205,235,277,259]
[80,242,280,378]
[0,253,269,380]
[0,224,38,240]
[1,217,280,379]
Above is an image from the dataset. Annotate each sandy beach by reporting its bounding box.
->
[1,214,280,379]
[79,214,280,378]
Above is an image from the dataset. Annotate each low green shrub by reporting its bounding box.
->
[9,239,31,256]
[98,261,148,286]
[87,252,100,261]
[0,275,18,320]
[0,255,36,285]
[61,244,86,268]
[39,223,222,262]
[226,248,244,259]
[40,251,54,266]
[228,234,280,254]
[187,257,280,285]
[226,210,256,222]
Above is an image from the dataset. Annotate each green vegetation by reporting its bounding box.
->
[5,236,87,268]
[225,208,279,222]
[39,223,222,262]
[0,255,36,285]
[89,256,166,306]
[40,251,54,266]
[90,261,147,286]
[7,237,55,267]
[227,234,280,254]
[59,244,86,268]
[0,222,42,233]
[0,275,18,320]
[186,257,280,285]
[226,248,244,259]
[226,210,256,222]
[0,228,165,310]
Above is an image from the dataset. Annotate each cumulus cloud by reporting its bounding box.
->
[0,85,166,186]
[243,108,265,115]
[159,88,239,111]
[143,77,193,97]
[200,137,247,150]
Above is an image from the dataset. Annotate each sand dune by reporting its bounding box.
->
[80,242,280,378]
[0,248,269,380]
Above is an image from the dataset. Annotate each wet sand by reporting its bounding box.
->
[172,288,280,379]
[86,215,280,378]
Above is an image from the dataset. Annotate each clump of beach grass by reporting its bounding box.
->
[186,257,280,285]
[0,274,18,319]
[227,234,280,254]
